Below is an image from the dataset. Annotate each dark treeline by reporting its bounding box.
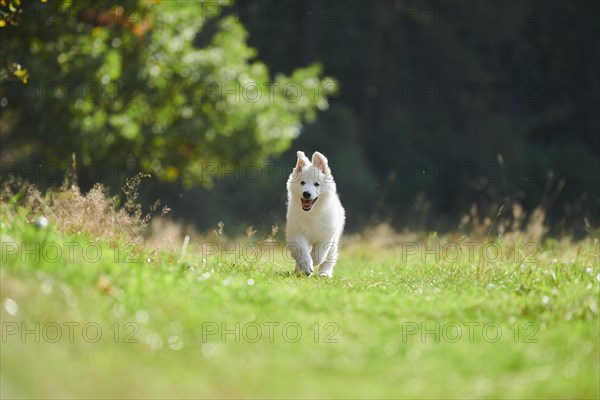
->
[1,0,598,236]
[234,0,599,235]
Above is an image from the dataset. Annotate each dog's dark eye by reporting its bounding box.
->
[314,182,320,186]
[300,181,305,185]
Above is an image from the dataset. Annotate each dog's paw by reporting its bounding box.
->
[295,264,313,276]
[317,272,332,278]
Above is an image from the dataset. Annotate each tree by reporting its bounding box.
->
[0,0,336,187]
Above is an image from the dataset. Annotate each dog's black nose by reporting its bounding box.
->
[302,191,311,199]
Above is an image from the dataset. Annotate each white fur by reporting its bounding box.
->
[286,151,345,277]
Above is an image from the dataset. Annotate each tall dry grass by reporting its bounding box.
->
[1,172,169,246]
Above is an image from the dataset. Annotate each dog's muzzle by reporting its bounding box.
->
[301,197,318,211]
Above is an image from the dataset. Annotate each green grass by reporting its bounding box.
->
[1,206,598,399]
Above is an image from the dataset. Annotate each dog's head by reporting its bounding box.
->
[287,151,336,212]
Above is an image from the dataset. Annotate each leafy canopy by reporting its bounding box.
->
[0,0,336,186]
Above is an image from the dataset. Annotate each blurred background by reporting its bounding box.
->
[1,0,598,236]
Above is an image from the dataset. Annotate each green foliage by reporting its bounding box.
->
[0,0,23,29]
[0,0,335,186]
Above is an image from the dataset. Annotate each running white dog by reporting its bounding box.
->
[286,151,345,277]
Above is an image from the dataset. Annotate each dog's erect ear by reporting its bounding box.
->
[311,151,330,175]
[295,151,310,172]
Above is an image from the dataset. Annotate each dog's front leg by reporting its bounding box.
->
[311,242,330,270]
[316,241,340,278]
[288,236,313,276]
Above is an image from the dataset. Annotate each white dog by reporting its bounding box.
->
[286,151,345,277]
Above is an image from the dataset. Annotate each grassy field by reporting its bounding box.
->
[1,197,599,399]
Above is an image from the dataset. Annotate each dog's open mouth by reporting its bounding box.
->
[301,197,318,211]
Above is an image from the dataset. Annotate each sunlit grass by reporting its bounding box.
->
[1,200,598,398]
